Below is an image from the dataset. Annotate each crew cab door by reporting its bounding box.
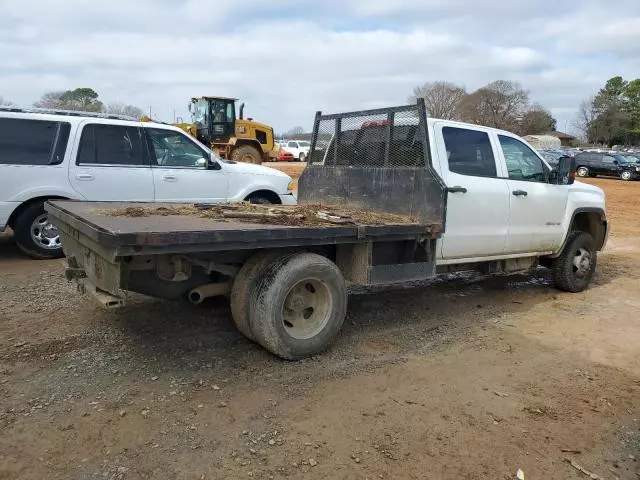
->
[145,127,229,203]
[496,134,568,253]
[69,123,155,201]
[433,123,511,260]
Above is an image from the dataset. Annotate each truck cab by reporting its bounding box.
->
[310,109,607,270]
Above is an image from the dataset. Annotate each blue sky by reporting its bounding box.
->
[1,0,639,134]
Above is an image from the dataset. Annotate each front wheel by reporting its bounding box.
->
[551,231,597,292]
[620,170,633,181]
[299,152,306,163]
[576,166,589,177]
[248,253,347,360]
[13,202,64,259]
[231,145,263,165]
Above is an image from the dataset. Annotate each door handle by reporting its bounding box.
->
[162,175,178,182]
[76,173,93,180]
[512,190,528,196]
[446,186,468,193]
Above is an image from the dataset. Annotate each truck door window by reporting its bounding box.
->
[498,135,546,182]
[77,124,146,166]
[442,126,496,177]
[146,128,208,168]
[288,142,298,148]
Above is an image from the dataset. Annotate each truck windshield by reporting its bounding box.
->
[191,99,209,126]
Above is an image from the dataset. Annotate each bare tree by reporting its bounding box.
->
[572,96,597,142]
[33,91,66,109]
[519,103,557,135]
[458,80,529,131]
[409,81,466,120]
[285,126,305,137]
[105,102,144,119]
[0,96,15,106]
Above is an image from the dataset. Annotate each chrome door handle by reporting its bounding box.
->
[76,173,93,180]
[162,175,177,182]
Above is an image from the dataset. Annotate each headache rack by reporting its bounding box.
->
[299,98,446,229]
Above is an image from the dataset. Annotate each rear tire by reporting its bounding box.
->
[299,153,306,163]
[230,251,288,340]
[13,202,64,260]
[249,253,347,360]
[231,145,263,165]
[551,231,597,293]
[576,166,589,177]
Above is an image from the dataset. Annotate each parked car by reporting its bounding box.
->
[573,152,640,180]
[538,149,564,167]
[275,150,295,162]
[0,107,296,259]
[282,140,311,162]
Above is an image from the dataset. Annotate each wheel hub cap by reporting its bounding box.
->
[572,248,592,277]
[31,214,61,250]
[282,279,332,340]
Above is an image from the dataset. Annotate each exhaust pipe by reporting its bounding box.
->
[188,282,231,305]
[239,102,245,120]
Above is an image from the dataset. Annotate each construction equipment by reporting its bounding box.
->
[173,96,276,165]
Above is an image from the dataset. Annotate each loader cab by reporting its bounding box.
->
[189,96,236,145]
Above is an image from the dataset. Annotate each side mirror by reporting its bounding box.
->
[613,160,619,165]
[555,156,575,185]
[207,154,221,170]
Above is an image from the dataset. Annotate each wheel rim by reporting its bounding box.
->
[282,278,332,340]
[300,153,306,162]
[30,214,61,250]
[622,171,631,180]
[572,247,592,277]
[577,167,588,177]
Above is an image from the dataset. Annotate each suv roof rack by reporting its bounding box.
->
[0,105,139,121]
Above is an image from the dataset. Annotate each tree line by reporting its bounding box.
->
[575,76,640,146]
[408,80,556,136]
[1,88,144,118]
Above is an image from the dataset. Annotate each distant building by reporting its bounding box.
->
[523,134,562,149]
[539,131,578,147]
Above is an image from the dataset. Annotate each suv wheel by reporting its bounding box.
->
[620,170,632,181]
[576,166,589,177]
[13,202,64,259]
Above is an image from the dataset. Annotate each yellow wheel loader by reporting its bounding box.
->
[173,96,277,164]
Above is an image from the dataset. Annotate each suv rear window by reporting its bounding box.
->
[77,124,146,166]
[0,117,70,165]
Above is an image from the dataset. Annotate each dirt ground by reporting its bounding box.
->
[1,176,640,480]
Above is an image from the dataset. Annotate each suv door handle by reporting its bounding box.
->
[512,190,528,196]
[162,175,178,182]
[76,173,93,180]
[446,186,468,193]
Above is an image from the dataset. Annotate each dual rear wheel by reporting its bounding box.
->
[230,252,347,360]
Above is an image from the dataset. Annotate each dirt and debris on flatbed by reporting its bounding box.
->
[96,202,421,227]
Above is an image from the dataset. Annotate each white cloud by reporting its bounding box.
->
[0,0,637,134]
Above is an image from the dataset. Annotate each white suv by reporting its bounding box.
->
[282,140,311,162]
[0,107,296,259]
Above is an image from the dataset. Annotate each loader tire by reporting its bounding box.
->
[231,145,262,164]
[249,253,347,360]
[551,231,597,293]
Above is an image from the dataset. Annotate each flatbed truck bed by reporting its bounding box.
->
[46,101,448,359]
